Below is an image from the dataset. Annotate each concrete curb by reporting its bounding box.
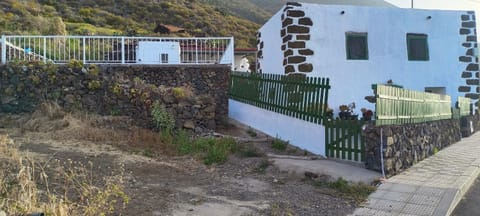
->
[438,165,480,216]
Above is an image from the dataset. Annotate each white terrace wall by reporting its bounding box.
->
[229,100,325,155]
[257,2,479,115]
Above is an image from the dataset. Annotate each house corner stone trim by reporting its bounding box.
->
[280,3,314,75]
[256,31,264,73]
[459,11,479,106]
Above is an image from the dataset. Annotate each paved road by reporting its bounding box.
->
[452,177,480,216]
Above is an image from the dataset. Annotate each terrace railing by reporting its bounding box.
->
[229,72,331,125]
[0,35,234,67]
[374,84,452,126]
[457,96,472,117]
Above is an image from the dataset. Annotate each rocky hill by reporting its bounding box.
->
[0,0,259,48]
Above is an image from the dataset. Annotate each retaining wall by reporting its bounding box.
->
[0,63,229,131]
[364,119,462,176]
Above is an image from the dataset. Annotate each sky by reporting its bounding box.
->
[385,0,479,42]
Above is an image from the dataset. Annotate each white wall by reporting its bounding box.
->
[258,10,284,74]
[229,99,326,155]
[259,4,470,115]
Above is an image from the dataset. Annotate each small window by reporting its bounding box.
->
[407,33,429,61]
[346,32,368,60]
[161,53,168,63]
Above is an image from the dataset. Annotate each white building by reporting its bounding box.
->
[256,2,479,113]
[230,2,478,155]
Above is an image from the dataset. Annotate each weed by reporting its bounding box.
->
[269,202,295,216]
[172,87,186,100]
[143,149,155,157]
[111,83,123,96]
[171,132,237,165]
[246,127,257,137]
[68,59,84,70]
[133,77,144,85]
[173,129,194,155]
[271,137,287,151]
[312,177,375,204]
[203,137,237,165]
[151,101,175,133]
[254,159,272,174]
[87,80,102,90]
[88,64,100,76]
[433,147,439,154]
[110,107,120,116]
[238,145,264,158]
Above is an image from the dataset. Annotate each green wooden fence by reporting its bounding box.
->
[229,72,331,124]
[324,119,365,162]
[457,96,472,117]
[374,85,452,126]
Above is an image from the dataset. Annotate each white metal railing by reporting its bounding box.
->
[0,35,234,67]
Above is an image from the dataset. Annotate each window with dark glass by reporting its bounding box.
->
[407,33,429,61]
[161,53,169,63]
[346,33,368,60]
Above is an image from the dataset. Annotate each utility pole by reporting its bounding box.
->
[411,0,414,8]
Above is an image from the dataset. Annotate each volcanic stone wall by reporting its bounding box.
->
[0,63,229,131]
[364,120,462,176]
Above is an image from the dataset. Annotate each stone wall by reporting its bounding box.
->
[0,63,230,131]
[458,11,479,107]
[460,114,480,137]
[364,119,461,176]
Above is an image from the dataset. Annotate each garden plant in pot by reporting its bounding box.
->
[338,102,358,120]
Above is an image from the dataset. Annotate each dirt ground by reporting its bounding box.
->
[0,105,360,216]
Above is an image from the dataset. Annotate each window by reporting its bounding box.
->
[161,53,168,63]
[346,32,368,60]
[407,33,429,61]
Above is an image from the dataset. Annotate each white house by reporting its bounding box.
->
[230,2,478,156]
[256,2,479,113]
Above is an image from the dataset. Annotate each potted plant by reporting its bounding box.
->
[338,102,358,120]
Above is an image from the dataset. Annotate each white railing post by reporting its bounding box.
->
[43,37,47,63]
[230,37,234,70]
[1,35,6,64]
[195,38,198,64]
[82,37,86,64]
[121,37,125,64]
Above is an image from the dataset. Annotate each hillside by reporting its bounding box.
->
[0,0,259,48]
[202,0,396,24]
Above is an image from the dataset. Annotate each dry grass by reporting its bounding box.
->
[14,101,175,156]
[0,134,129,216]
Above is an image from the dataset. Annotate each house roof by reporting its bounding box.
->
[298,0,396,7]
[235,48,257,55]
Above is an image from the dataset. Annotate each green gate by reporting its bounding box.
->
[324,119,365,162]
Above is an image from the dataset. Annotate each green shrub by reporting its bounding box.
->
[68,59,84,69]
[173,129,194,155]
[254,159,272,174]
[87,80,102,90]
[203,137,237,165]
[271,137,287,151]
[151,101,175,133]
[88,64,100,76]
[172,87,186,100]
[238,145,264,158]
[246,127,257,137]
